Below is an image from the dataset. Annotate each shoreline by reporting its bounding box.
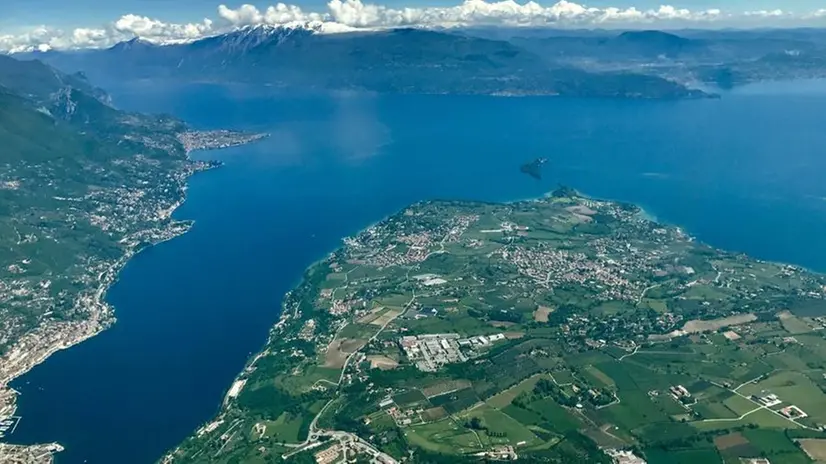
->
[0,131,266,461]
[0,211,194,463]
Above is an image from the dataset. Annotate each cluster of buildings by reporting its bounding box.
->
[299,319,316,340]
[399,333,506,372]
[753,393,782,408]
[503,245,643,303]
[344,229,437,268]
[176,130,268,153]
[312,432,399,464]
[779,405,808,420]
[0,443,64,463]
[472,445,518,461]
[313,445,343,464]
[668,385,692,403]
[604,449,647,464]
[399,334,467,372]
[384,404,424,427]
[751,392,808,420]
[342,210,479,269]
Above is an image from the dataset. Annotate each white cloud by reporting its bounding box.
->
[1,0,826,53]
[113,14,214,42]
[0,15,214,52]
[217,3,325,25]
[745,9,786,18]
[321,0,722,28]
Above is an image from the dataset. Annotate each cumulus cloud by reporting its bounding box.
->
[216,0,724,29]
[113,14,214,42]
[745,9,786,18]
[0,15,214,52]
[2,0,826,53]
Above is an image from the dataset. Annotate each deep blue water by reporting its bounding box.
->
[8,82,826,463]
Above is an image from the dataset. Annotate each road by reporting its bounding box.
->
[284,230,458,461]
[284,264,422,458]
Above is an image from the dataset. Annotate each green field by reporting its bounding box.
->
[527,398,583,433]
[781,315,813,334]
[405,420,481,454]
[645,447,723,464]
[486,374,546,409]
[394,390,429,407]
[462,405,543,446]
[691,408,798,432]
[265,413,305,443]
[723,395,759,416]
[582,366,616,388]
[430,388,482,414]
[599,390,670,431]
[741,429,813,464]
[550,370,577,385]
[502,405,544,426]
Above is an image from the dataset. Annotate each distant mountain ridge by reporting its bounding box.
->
[506,27,826,87]
[24,27,709,99]
[612,30,700,57]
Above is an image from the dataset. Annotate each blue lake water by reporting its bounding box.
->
[8,82,826,463]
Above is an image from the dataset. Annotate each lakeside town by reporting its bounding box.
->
[177,131,270,154]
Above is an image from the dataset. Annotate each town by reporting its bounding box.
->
[176,130,269,154]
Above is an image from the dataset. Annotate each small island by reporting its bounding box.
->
[166,188,826,464]
[520,157,548,180]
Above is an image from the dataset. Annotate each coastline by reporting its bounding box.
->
[0,131,267,462]
[0,206,194,463]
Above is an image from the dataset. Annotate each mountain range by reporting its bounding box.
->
[503,28,826,88]
[22,26,711,99]
[12,26,826,100]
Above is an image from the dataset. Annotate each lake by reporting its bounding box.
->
[8,81,826,463]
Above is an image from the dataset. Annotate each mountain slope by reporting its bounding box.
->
[0,54,108,103]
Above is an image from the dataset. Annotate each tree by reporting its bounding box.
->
[465,417,485,430]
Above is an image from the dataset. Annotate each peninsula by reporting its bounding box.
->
[166,189,826,464]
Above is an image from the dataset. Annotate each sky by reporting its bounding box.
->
[2,0,826,52]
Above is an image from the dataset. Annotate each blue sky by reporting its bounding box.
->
[3,0,821,29]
